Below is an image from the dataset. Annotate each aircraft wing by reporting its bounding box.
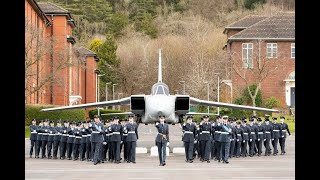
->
[40,97,131,112]
[185,112,218,116]
[101,112,134,116]
[189,97,278,112]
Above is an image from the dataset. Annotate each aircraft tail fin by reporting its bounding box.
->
[158,49,162,83]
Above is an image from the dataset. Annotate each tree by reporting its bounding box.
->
[231,40,279,116]
[25,18,72,104]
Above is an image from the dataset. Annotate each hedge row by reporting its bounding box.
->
[25,105,86,126]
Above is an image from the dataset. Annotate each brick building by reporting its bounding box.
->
[224,13,295,112]
[25,0,99,115]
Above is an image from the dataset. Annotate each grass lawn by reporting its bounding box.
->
[25,126,30,138]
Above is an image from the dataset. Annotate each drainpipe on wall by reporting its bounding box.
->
[50,14,54,104]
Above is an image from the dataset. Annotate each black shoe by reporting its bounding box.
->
[94,161,98,165]
[200,158,204,162]
[189,160,193,163]
[218,159,221,163]
[273,153,277,156]
[120,158,123,160]
[207,160,210,163]
[101,161,104,163]
[132,161,136,164]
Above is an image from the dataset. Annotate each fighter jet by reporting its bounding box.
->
[41,49,278,124]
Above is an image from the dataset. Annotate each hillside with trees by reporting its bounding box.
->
[37,0,294,111]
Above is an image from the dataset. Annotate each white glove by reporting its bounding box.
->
[103,142,107,145]
[105,129,108,132]
[45,129,48,132]
[200,122,203,125]
[50,131,52,133]
[167,142,170,146]
[85,127,88,129]
[264,139,266,141]
[156,122,159,126]
[77,132,79,134]
[250,139,252,142]
[243,140,245,143]
[33,130,36,133]
[89,123,92,127]
[194,140,197,144]
[64,130,66,133]
[183,123,186,126]
[237,139,239,142]
[272,139,274,141]
[282,135,284,138]
[108,127,112,131]
[121,141,123,144]
[82,129,85,132]
[258,139,260,141]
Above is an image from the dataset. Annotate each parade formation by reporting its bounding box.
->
[29,114,291,166]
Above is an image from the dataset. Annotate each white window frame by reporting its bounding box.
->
[242,43,253,69]
[291,43,295,59]
[266,43,277,58]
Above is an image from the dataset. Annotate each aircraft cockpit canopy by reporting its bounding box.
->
[151,83,170,95]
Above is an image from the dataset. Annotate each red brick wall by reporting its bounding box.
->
[229,40,295,107]
[84,56,97,116]
[226,29,242,39]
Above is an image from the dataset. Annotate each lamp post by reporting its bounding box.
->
[117,93,123,110]
[214,73,220,115]
[179,81,186,94]
[112,83,118,110]
[97,74,104,116]
[204,81,210,114]
[222,80,232,103]
[105,82,112,109]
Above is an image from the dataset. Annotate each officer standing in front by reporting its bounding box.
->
[126,114,139,163]
[234,121,243,158]
[279,116,291,155]
[66,121,75,160]
[182,115,196,163]
[229,118,237,158]
[199,115,212,163]
[213,116,222,162]
[219,116,232,164]
[241,118,250,157]
[29,118,37,158]
[248,118,258,157]
[155,115,170,166]
[91,115,104,165]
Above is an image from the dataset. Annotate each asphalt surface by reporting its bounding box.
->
[25,124,295,179]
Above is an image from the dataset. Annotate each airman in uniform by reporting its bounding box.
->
[41,119,50,159]
[263,118,273,156]
[234,121,243,158]
[73,122,82,160]
[52,119,62,159]
[256,118,265,156]
[199,115,212,163]
[66,121,75,160]
[86,120,93,161]
[59,120,69,160]
[279,116,291,155]
[126,115,139,163]
[241,118,250,157]
[35,120,43,158]
[101,120,109,162]
[182,115,196,163]
[47,120,56,159]
[155,114,169,166]
[248,118,257,157]
[110,116,123,164]
[79,121,88,161]
[272,117,281,155]
[229,118,237,158]
[29,118,37,158]
[213,116,223,162]
[121,119,128,162]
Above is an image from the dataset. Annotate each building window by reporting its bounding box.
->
[288,71,295,80]
[242,43,253,68]
[267,43,277,58]
[291,43,295,58]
